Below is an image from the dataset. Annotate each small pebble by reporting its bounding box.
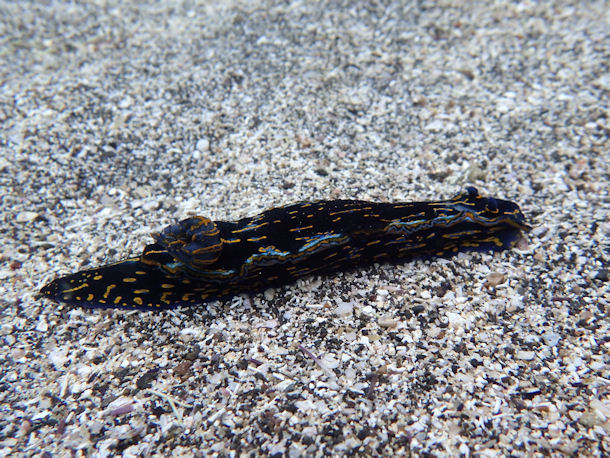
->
[516,351,536,361]
[335,300,354,317]
[378,316,398,328]
[16,211,38,223]
[485,272,506,288]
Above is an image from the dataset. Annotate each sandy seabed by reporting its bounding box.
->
[1,1,608,456]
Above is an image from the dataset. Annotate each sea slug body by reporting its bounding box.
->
[40,187,529,310]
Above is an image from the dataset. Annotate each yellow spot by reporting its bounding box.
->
[366,240,381,246]
[62,283,89,293]
[160,292,173,304]
[113,296,122,304]
[133,297,143,306]
[135,271,147,275]
[191,242,222,253]
[122,277,137,283]
[247,236,268,242]
[75,296,81,300]
[221,238,242,244]
[87,294,94,301]
[161,284,175,289]
[103,284,116,299]
[330,206,372,216]
[232,222,269,233]
[289,225,313,232]
[142,249,166,255]
[134,289,150,294]
[93,275,103,280]
[182,293,194,301]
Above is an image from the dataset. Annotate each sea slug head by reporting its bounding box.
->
[452,187,530,230]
